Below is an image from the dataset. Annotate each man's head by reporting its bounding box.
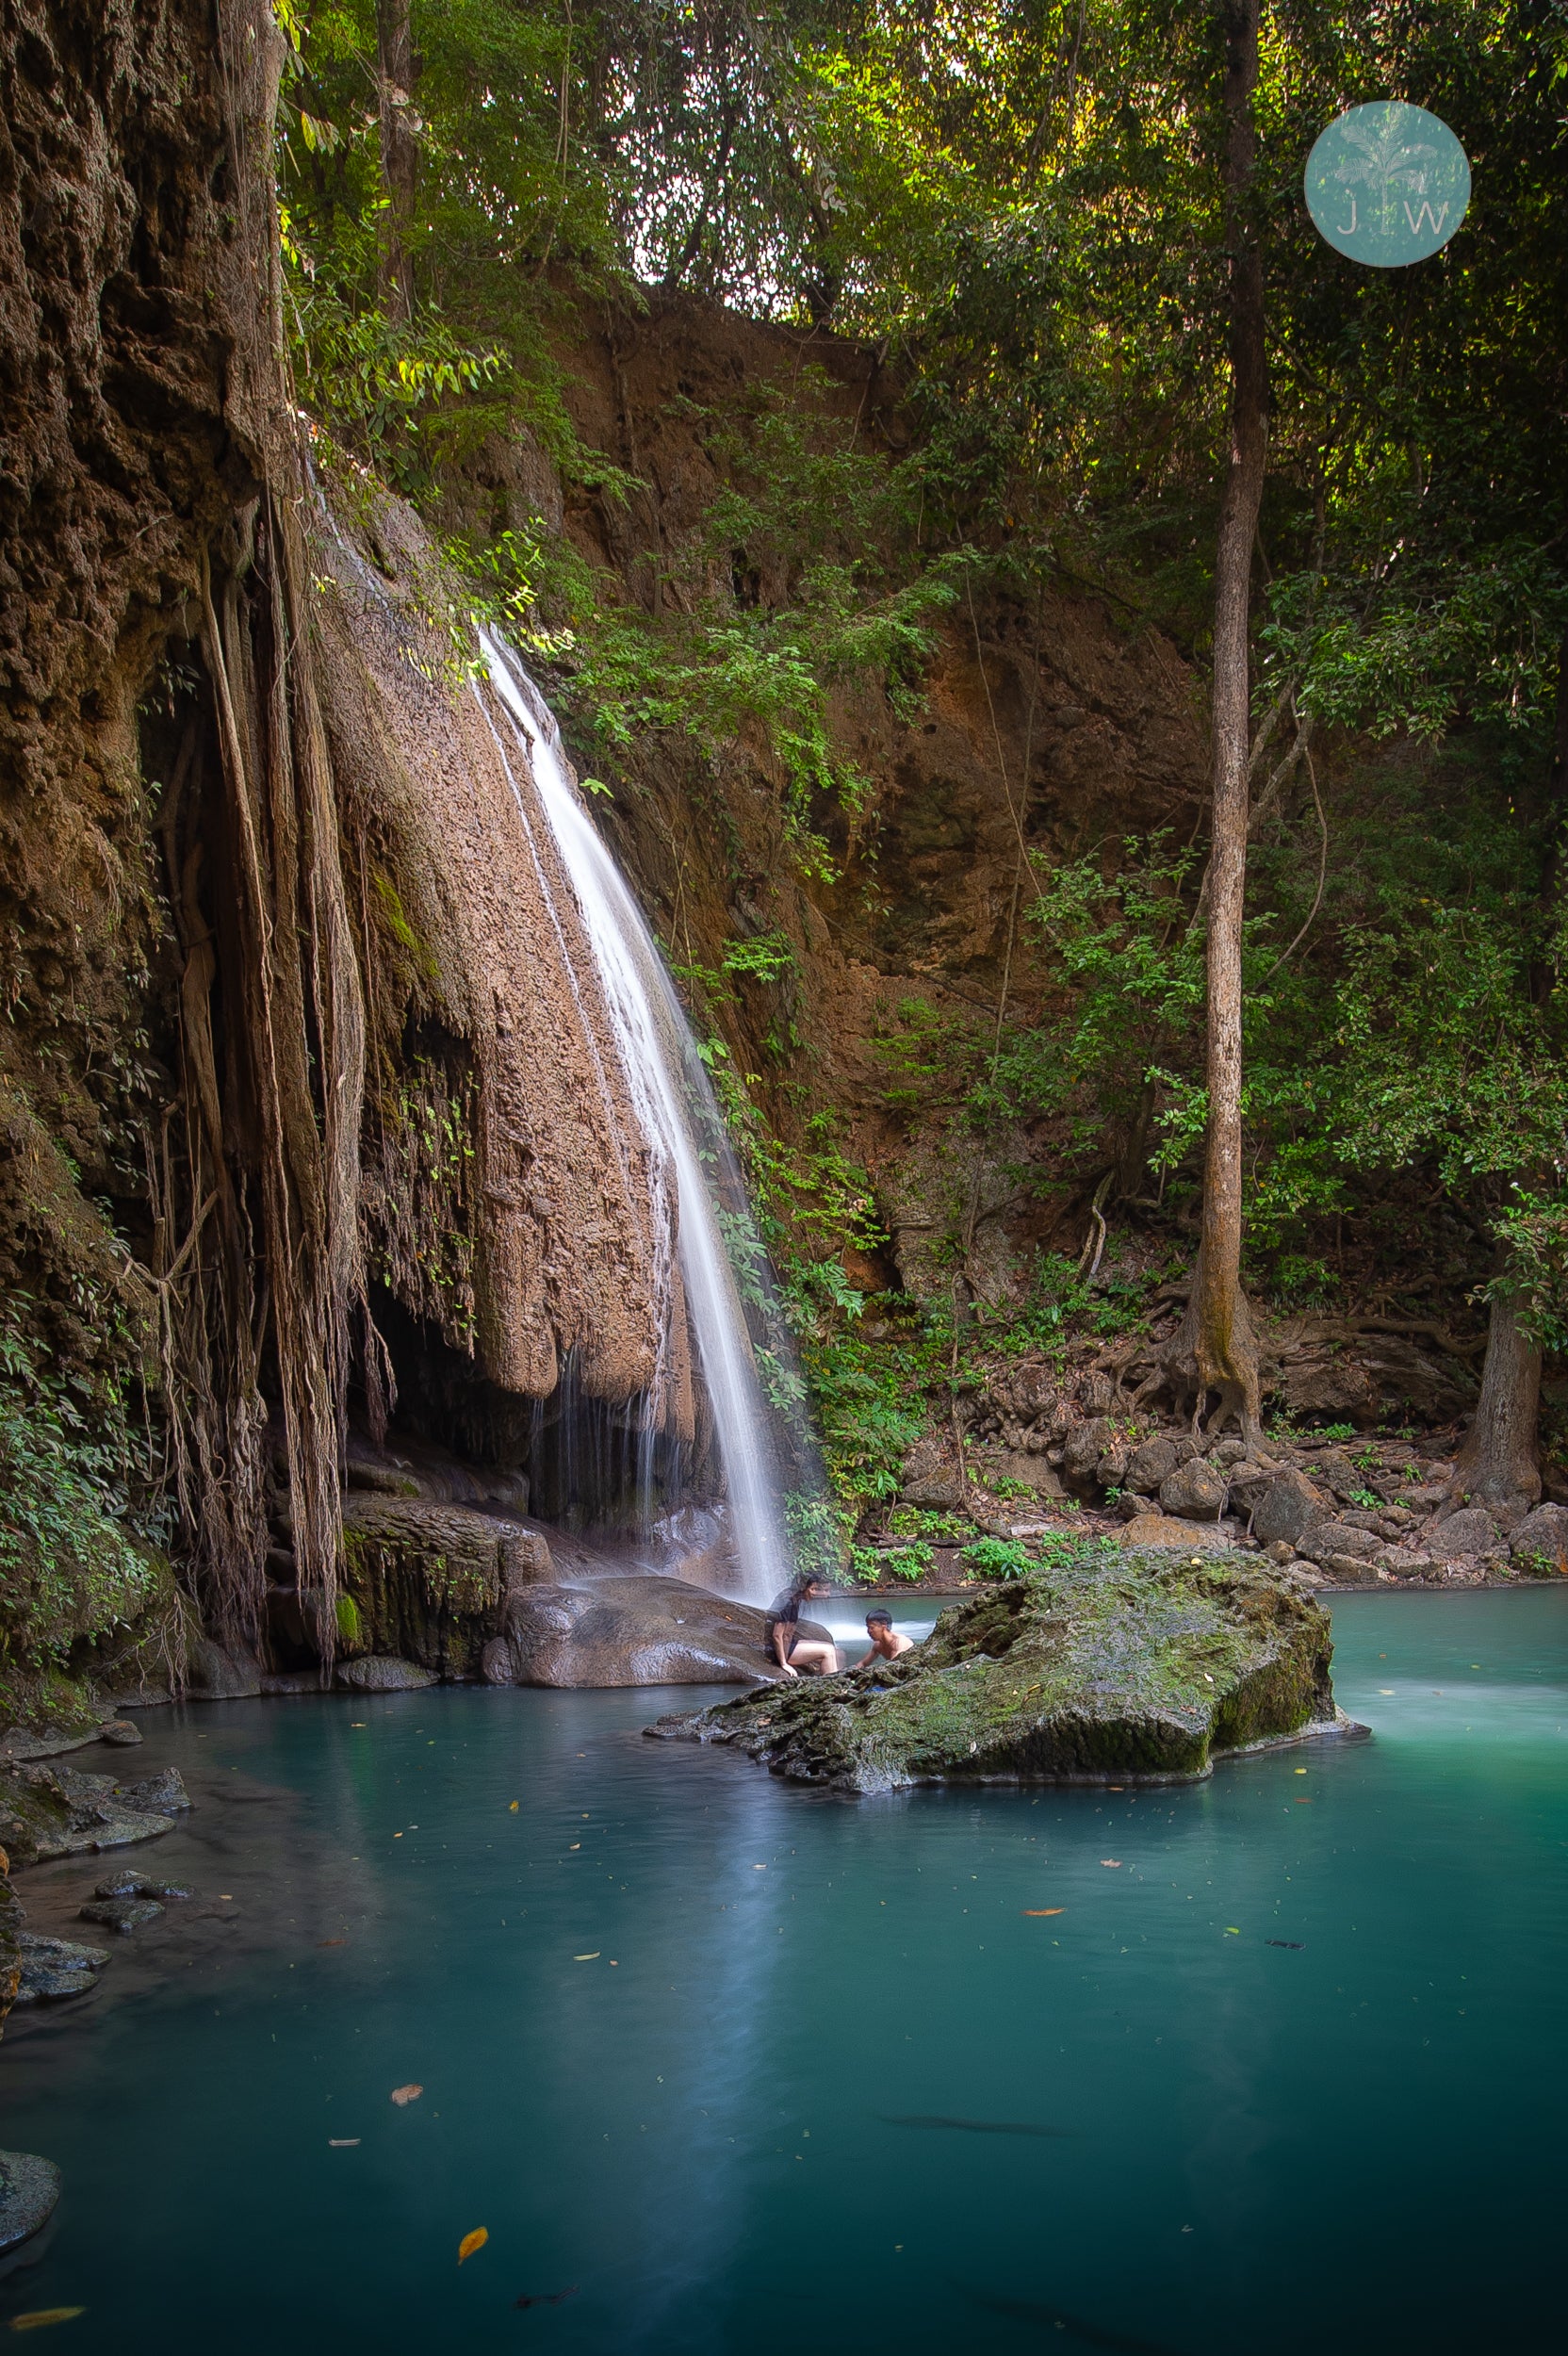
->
[865,1609,893,1636]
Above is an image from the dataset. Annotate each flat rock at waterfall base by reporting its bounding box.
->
[649,1553,1349,1792]
[491,1576,791,1688]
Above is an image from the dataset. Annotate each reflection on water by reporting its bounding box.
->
[1,1593,1563,2352]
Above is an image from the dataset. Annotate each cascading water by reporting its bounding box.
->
[480,630,799,1607]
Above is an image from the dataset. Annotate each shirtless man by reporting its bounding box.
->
[862,1608,914,1663]
[763,1574,839,1678]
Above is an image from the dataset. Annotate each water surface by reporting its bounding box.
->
[4,1590,1563,2352]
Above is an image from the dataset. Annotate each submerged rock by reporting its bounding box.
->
[13,1933,111,2006]
[0,2151,61,2252]
[336,1655,435,1693]
[79,1898,163,1935]
[92,1871,192,1901]
[648,1555,1343,1792]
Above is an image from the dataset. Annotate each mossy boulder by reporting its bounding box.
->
[647,1552,1342,1792]
[339,1497,552,1678]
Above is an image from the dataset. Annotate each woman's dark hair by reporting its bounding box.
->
[791,1570,824,1598]
[865,1608,892,1628]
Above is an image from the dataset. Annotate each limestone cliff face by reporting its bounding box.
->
[445,290,1210,1305]
[0,0,252,1383]
[0,5,698,1680]
[314,487,693,1431]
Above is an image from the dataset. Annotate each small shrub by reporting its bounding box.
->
[962,1536,1033,1579]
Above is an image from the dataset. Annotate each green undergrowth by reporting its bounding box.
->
[0,1320,168,1725]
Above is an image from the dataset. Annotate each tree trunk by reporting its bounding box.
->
[375,0,417,322]
[1444,1279,1542,1520]
[1168,0,1266,1441]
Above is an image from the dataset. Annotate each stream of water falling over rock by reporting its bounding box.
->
[481,631,797,1606]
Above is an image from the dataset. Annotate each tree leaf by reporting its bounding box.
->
[458,2229,488,2265]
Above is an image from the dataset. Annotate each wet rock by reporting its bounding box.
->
[14,1933,110,2007]
[1115,1515,1234,1554]
[261,1671,326,1696]
[1510,1503,1568,1570]
[79,1897,163,1934]
[93,1872,191,1901]
[1158,1459,1228,1521]
[502,1576,778,1688]
[0,1723,109,1763]
[187,1638,264,1700]
[7,1762,178,1862]
[340,1497,551,1677]
[98,1720,143,1747]
[115,1768,192,1814]
[0,2151,61,2251]
[1251,1469,1332,1550]
[1125,1435,1180,1494]
[1426,1507,1504,1562]
[651,1555,1340,1792]
[336,1655,436,1693]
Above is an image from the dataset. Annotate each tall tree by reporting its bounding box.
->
[375,0,417,320]
[1163,0,1266,1440]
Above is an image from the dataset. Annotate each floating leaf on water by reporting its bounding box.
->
[1266,1939,1305,1950]
[514,2287,580,2310]
[574,1953,600,1961]
[1022,1909,1066,1917]
[328,2138,361,2148]
[8,2314,86,2333]
[390,2084,423,2105]
[1100,1859,1122,1868]
[458,2229,489,2265]
[510,1801,519,1811]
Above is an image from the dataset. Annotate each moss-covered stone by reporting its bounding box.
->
[339,1497,551,1678]
[648,1552,1343,1792]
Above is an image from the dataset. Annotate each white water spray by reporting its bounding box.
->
[482,633,792,1606]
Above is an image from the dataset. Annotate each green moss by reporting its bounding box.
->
[371,870,440,981]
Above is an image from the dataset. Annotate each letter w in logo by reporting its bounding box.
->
[1402,200,1449,237]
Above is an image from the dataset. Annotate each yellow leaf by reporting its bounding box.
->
[8,2315,86,2334]
[458,2229,488,2266]
[1022,1908,1066,1917]
[509,1801,519,1812]
[390,2084,423,2105]
[574,1953,599,1961]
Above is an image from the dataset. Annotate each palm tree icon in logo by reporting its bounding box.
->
[1331,104,1441,240]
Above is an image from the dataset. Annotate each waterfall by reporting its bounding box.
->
[481,631,795,1608]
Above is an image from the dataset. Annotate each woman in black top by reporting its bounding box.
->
[762,1574,839,1677]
